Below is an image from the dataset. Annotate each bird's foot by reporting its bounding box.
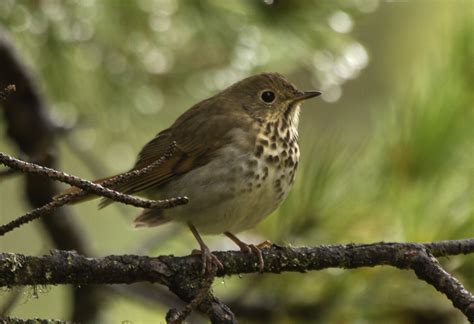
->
[248,244,265,273]
[189,223,224,275]
[225,232,267,273]
[191,247,223,275]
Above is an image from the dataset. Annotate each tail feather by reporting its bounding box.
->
[55,174,171,228]
[133,208,170,228]
[53,175,119,205]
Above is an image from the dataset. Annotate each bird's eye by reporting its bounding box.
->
[260,90,276,103]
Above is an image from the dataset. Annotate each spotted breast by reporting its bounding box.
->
[144,106,300,236]
[237,113,300,229]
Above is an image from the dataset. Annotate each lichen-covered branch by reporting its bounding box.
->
[0,239,473,322]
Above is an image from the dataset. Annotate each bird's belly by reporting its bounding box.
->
[157,151,296,235]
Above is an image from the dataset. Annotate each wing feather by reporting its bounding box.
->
[63,95,254,208]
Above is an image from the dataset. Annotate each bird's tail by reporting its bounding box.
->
[133,208,170,227]
[52,174,119,205]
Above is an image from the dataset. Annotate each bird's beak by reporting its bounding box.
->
[292,90,322,102]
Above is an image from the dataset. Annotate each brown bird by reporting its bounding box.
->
[62,72,320,273]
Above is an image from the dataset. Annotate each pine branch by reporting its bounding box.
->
[1,239,473,323]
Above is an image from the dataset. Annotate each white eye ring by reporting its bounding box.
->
[260,90,276,103]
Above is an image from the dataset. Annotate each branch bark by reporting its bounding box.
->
[1,239,473,322]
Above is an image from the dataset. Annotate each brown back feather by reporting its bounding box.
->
[97,95,252,207]
[56,80,258,207]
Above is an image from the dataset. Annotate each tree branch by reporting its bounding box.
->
[0,150,188,236]
[1,239,473,322]
[0,150,188,210]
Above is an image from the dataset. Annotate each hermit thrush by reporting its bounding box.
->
[63,73,320,273]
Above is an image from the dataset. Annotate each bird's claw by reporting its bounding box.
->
[225,232,270,273]
[237,243,265,273]
[249,244,265,273]
[192,247,223,275]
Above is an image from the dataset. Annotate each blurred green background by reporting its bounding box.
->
[1,0,473,323]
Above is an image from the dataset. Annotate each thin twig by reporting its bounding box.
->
[0,199,65,236]
[0,148,186,209]
[95,141,177,191]
[64,131,145,220]
[0,143,188,236]
[64,133,108,182]
[1,316,66,324]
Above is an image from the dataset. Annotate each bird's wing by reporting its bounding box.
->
[54,97,252,207]
[107,128,210,196]
[98,98,252,206]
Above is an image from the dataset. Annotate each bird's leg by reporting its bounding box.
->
[189,223,223,275]
[224,232,265,273]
